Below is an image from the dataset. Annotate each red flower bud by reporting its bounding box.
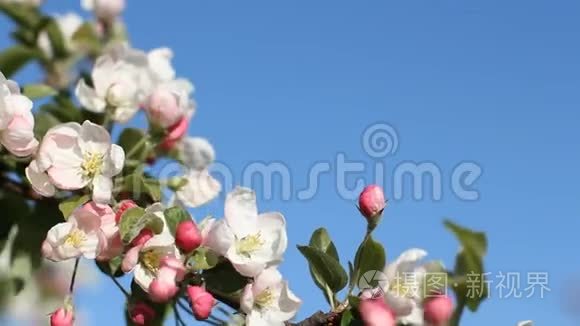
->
[115,199,137,223]
[358,298,395,326]
[129,303,155,325]
[423,295,454,326]
[130,228,154,247]
[358,185,386,225]
[149,279,179,303]
[187,286,215,320]
[175,220,202,253]
[50,307,74,326]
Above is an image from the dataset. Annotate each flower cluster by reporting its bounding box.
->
[0,1,500,326]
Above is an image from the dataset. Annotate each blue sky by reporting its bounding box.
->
[2,0,580,325]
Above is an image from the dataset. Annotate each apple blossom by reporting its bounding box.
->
[50,307,74,326]
[423,295,453,326]
[37,12,83,58]
[206,187,288,277]
[359,298,396,326]
[27,121,125,203]
[174,137,221,208]
[129,303,155,326]
[358,184,386,225]
[144,79,194,128]
[76,53,144,122]
[121,204,182,291]
[241,267,302,325]
[175,220,203,253]
[187,286,215,320]
[0,71,38,157]
[381,248,430,325]
[81,0,125,21]
[148,257,185,302]
[42,202,113,261]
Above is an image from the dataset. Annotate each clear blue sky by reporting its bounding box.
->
[2,0,580,325]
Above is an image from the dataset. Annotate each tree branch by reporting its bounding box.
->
[287,311,338,326]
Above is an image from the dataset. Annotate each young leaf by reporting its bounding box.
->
[0,45,38,78]
[22,84,57,99]
[163,206,191,236]
[444,219,488,314]
[353,235,386,289]
[58,194,90,220]
[0,3,42,28]
[187,247,219,271]
[297,245,348,293]
[118,207,163,244]
[203,261,248,295]
[118,128,150,162]
[309,227,339,261]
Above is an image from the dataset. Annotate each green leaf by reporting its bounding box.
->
[353,235,386,289]
[163,206,191,236]
[297,245,348,293]
[309,228,339,261]
[58,194,90,220]
[42,18,68,58]
[203,261,247,295]
[0,45,38,78]
[118,207,164,244]
[444,220,487,257]
[187,247,219,271]
[340,309,353,326]
[120,173,163,203]
[118,128,151,162]
[71,22,100,54]
[33,111,61,139]
[444,220,488,314]
[0,3,42,28]
[22,84,57,99]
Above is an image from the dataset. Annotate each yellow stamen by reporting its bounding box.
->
[140,249,162,274]
[64,229,86,248]
[255,288,275,308]
[81,152,104,178]
[236,232,264,257]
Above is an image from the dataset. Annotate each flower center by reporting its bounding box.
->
[64,229,86,248]
[140,249,163,274]
[81,152,104,178]
[236,232,264,257]
[255,288,275,308]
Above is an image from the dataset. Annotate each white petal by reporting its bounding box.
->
[205,220,234,256]
[384,291,414,317]
[276,282,302,321]
[256,212,287,261]
[253,267,283,295]
[92,174,113,204]
[47,165,88,190]
[113,105,139,123]
[246,311,275,326]
[180,137,215,170]
[385,248,427,281]
[134,264,155,291]
[176,169,221,208]
[25,160,56,197]
[240,284,255,314]
[225,187,258,236]
[79,120,111,155]
[108,144,125,176]
[79,232,101,259]
[231,260,267,278]
[75,79,106,113]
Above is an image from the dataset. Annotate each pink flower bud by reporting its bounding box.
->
[160,116,189,151]
[358,185,386,224]
[50,307,74,326]
[92,0,125,21]
[129,302,155,326]
[187,286,215,320]
[359,298,395,326]
[160,256,187,282]
[149,278,179,303]
[175,220,202,253]
[130,229,154,247]
[146,89,184,128]
[115,200,137,223]
[423,295,454,326]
